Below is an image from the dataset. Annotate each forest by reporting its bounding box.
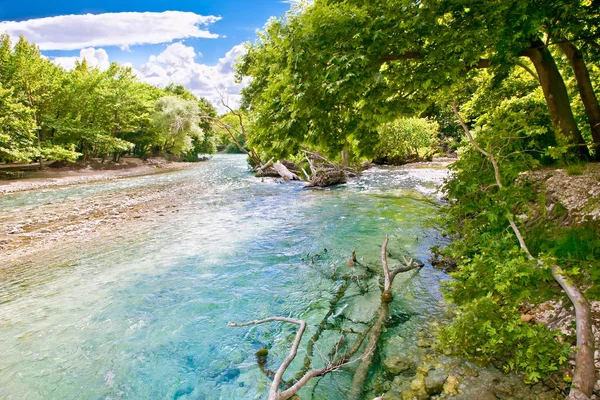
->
[0,34,229,166]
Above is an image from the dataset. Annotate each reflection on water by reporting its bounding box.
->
[0,155,448,399]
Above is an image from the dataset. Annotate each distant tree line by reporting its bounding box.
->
[0,35,236,166]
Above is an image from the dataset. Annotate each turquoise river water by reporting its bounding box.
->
[0,155,449,399]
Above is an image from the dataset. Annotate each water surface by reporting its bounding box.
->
[0,155,448,399]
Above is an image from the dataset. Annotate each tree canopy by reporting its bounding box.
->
[0,35,221,165]
[238,0,600,161]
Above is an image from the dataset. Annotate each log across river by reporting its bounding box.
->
[0,154,450,399]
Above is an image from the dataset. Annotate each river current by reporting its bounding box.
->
[0,155,449,399]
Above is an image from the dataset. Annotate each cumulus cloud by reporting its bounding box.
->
[0,11,220,51]
[137,42,249,112]
[53,48,110,71]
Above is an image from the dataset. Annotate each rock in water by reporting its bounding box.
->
[443,375,460,395]
[424,369,448,395]
[383,356,416,376]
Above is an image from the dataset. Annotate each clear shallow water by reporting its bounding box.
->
[0,155,448,399]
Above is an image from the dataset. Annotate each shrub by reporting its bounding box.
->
[373,117,439,164]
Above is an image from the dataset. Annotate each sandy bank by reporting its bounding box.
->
[0,157,193,195]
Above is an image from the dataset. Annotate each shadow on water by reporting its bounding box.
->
[0,155,449,399]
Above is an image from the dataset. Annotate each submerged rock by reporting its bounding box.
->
[442,375,459,395]
[424,369,448,395]
[383,356,416,376]
[173,384,194,399]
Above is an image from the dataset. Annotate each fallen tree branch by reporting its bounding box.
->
[230,242,422,400]
[229,315,367,400]
[349,237,423,399]
[228,317,307,400]
[453,100,595,399]
[273,161,300,181]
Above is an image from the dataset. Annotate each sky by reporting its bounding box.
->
[0,0,298,110]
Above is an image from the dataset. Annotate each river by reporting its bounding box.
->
[0,155,449,399]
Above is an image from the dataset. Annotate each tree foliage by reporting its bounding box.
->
[0,84,36,162]
[0,35,220,164]
[238,0,600,160]
[374,117,439,164]
[151,96,203,156]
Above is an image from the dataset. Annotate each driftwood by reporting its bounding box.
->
[303,151,351,187]
[453,100,595,400]
[255,158,279,177]
[349,236,422,400]
[229,237,423,400]
[255,158,300,180]
[273,162,300,181]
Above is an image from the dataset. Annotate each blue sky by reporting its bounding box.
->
[0,0,296,108]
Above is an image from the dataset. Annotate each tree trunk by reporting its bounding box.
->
[349,303,388,400]
[557,40,600,160]
[349,236,422,399]
[525,41,590,159]
[341,139,350,169]
[36,128,43,170]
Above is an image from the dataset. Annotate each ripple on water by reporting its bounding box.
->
[0,155,449,399]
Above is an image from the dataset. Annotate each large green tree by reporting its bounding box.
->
[238,0,600,160]
[151,96,204,156]
[0,84,37,162]
[3,35,76,165]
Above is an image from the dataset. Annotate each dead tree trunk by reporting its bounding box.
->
[453,100,595,399]
[229,239,422,400]
[228,316,365,400]
[272,161,300,180]
[304,151,348,187]
[255,159,300,180]
[341,139,350,169]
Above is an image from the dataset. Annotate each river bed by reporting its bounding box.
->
[0,155,449,399]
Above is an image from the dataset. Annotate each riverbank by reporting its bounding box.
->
[0,157,193,194]
[0,161,202,263]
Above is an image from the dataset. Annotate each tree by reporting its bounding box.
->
[374,117,439,164]
[0,84,37,162]
[8,35,70,166]
[188,98,219,158]
[151,96,203,156]
[164,83,197,102]
[238,0,599,160]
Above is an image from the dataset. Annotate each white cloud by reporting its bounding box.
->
[52,48,111,71]
[151,42,197,67]
[137,42,249,112]
[0,11,220,51]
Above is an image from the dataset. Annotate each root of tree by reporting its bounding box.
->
[303,150,357,187]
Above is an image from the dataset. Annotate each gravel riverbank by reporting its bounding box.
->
[0,160,200,263]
